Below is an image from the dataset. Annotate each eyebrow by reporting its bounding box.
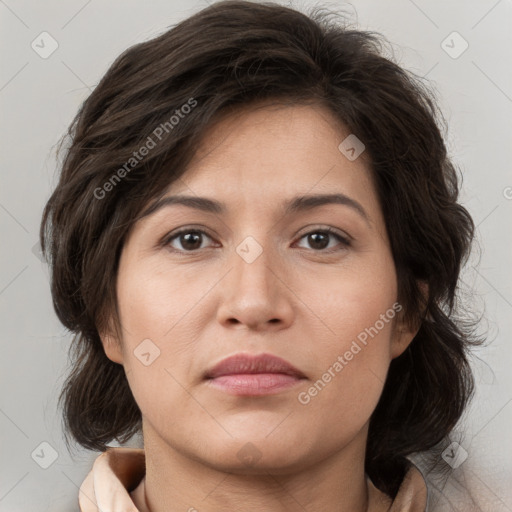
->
[140,193,370,224]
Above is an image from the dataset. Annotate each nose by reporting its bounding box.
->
[216,239,294,332]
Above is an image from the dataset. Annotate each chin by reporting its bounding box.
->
[196,435,309,474]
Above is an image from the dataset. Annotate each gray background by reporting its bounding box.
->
[1,0,511,510]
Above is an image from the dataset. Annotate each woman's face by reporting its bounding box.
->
[102,103,416,472]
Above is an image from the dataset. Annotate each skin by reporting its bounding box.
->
[100,102,420,512]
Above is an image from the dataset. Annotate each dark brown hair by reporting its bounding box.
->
[40,0,483,498]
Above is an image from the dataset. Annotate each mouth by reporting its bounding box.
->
[204,352,307,396]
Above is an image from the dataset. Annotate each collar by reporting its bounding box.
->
[78,447,427,511]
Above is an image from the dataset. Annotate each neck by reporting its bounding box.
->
[131,422,374,512]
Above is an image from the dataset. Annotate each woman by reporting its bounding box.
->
[40,1,481,510]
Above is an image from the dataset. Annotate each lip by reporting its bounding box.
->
[204,353,306,396]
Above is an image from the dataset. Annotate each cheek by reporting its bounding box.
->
[116,260,172,336]
[295,307,396,443]
[116,257,213,341]
[114,259,213,420]
[294,251,398,425]
[302,244,398,352]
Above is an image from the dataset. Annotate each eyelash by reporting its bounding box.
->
[161,226,351,255]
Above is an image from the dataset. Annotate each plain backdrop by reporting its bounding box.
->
[1,0,511,510]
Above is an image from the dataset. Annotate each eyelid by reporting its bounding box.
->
[295,224,352,242]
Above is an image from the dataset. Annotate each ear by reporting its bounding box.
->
[390,281,429,360]
[390,316,419,359]
[98,317,124,365]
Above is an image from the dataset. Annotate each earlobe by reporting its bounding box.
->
[98,324,124,364]
[390,320,419,360]
[101,335,124,364]
[391,281,429,360]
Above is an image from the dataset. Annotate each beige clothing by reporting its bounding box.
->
[78,447,428,511]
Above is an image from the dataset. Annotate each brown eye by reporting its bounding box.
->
[165,229,214,252]
[296,228,351,252]
[306,232,330,250]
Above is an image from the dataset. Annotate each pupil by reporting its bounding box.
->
[182,232,201,250]
[309,232,328,249]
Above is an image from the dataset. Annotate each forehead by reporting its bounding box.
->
[129,102,386,244]
[164,103,376,209]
